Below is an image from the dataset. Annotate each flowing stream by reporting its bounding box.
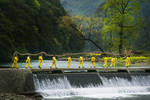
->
[2,60,150,100]
[33,73,150,100]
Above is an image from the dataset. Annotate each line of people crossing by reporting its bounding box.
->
[11,56,130,69]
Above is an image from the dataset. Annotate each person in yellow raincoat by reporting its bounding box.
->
[125,57,130,68]
[67,57,72,68]
[38,56,43,69]
[110,58,116,68]
[50,57,57,68]
[11,56,18,69]
[103,57,108,68]
[26,56,31,69]
[90,56,96,68]
[78,56,84,68]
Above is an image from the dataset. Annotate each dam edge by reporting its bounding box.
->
[0,67,150,99]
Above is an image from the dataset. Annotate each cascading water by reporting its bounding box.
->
[33,74,77,98]
[33,73,150,100]
[98,74,150,87]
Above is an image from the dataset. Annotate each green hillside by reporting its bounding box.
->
[0,0,84,62]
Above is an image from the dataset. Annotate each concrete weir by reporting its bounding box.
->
[0,67,150,94]
[0,69,34,93]
[32,68,150,87]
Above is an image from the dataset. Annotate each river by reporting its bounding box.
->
[1,60,150,100]
[1,60,150,68]
[33,73,150,100]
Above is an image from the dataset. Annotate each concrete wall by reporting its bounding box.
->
[0,69,35,93]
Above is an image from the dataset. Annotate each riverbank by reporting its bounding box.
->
[58,57,150,67]
[0,69,42,100]
[0,93,42,100]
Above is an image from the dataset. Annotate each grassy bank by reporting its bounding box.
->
[59,53,150,67]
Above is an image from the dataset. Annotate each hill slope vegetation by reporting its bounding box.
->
[0,0,84,62]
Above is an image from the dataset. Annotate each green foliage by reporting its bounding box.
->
[102,0,144,54]
[72,16,103,35]
[130,56,150,63]
[0,0,84,62]
[58,15,85,52]
[101,56,150,66]
[34,0,40,8]
[135,0,150,52]
[95,0,150,53]
[71,15,104,51]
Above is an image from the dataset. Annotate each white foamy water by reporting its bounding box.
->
[33,74,150,99]
[98,74,150,87]
[36,86,150,99]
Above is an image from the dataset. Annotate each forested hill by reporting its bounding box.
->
[136,0,150,51]
[61,0,104,16]
[0,0,84,62]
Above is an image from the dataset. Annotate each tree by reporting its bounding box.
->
[103,0,144,55]
[34,0,40,8]
[0,0,84,62]
[135,0,150,52]
[71,15,104,52]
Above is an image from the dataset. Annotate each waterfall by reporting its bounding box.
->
[98,74,150,87]
[33,74,78,98]
[33,73,150,99]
